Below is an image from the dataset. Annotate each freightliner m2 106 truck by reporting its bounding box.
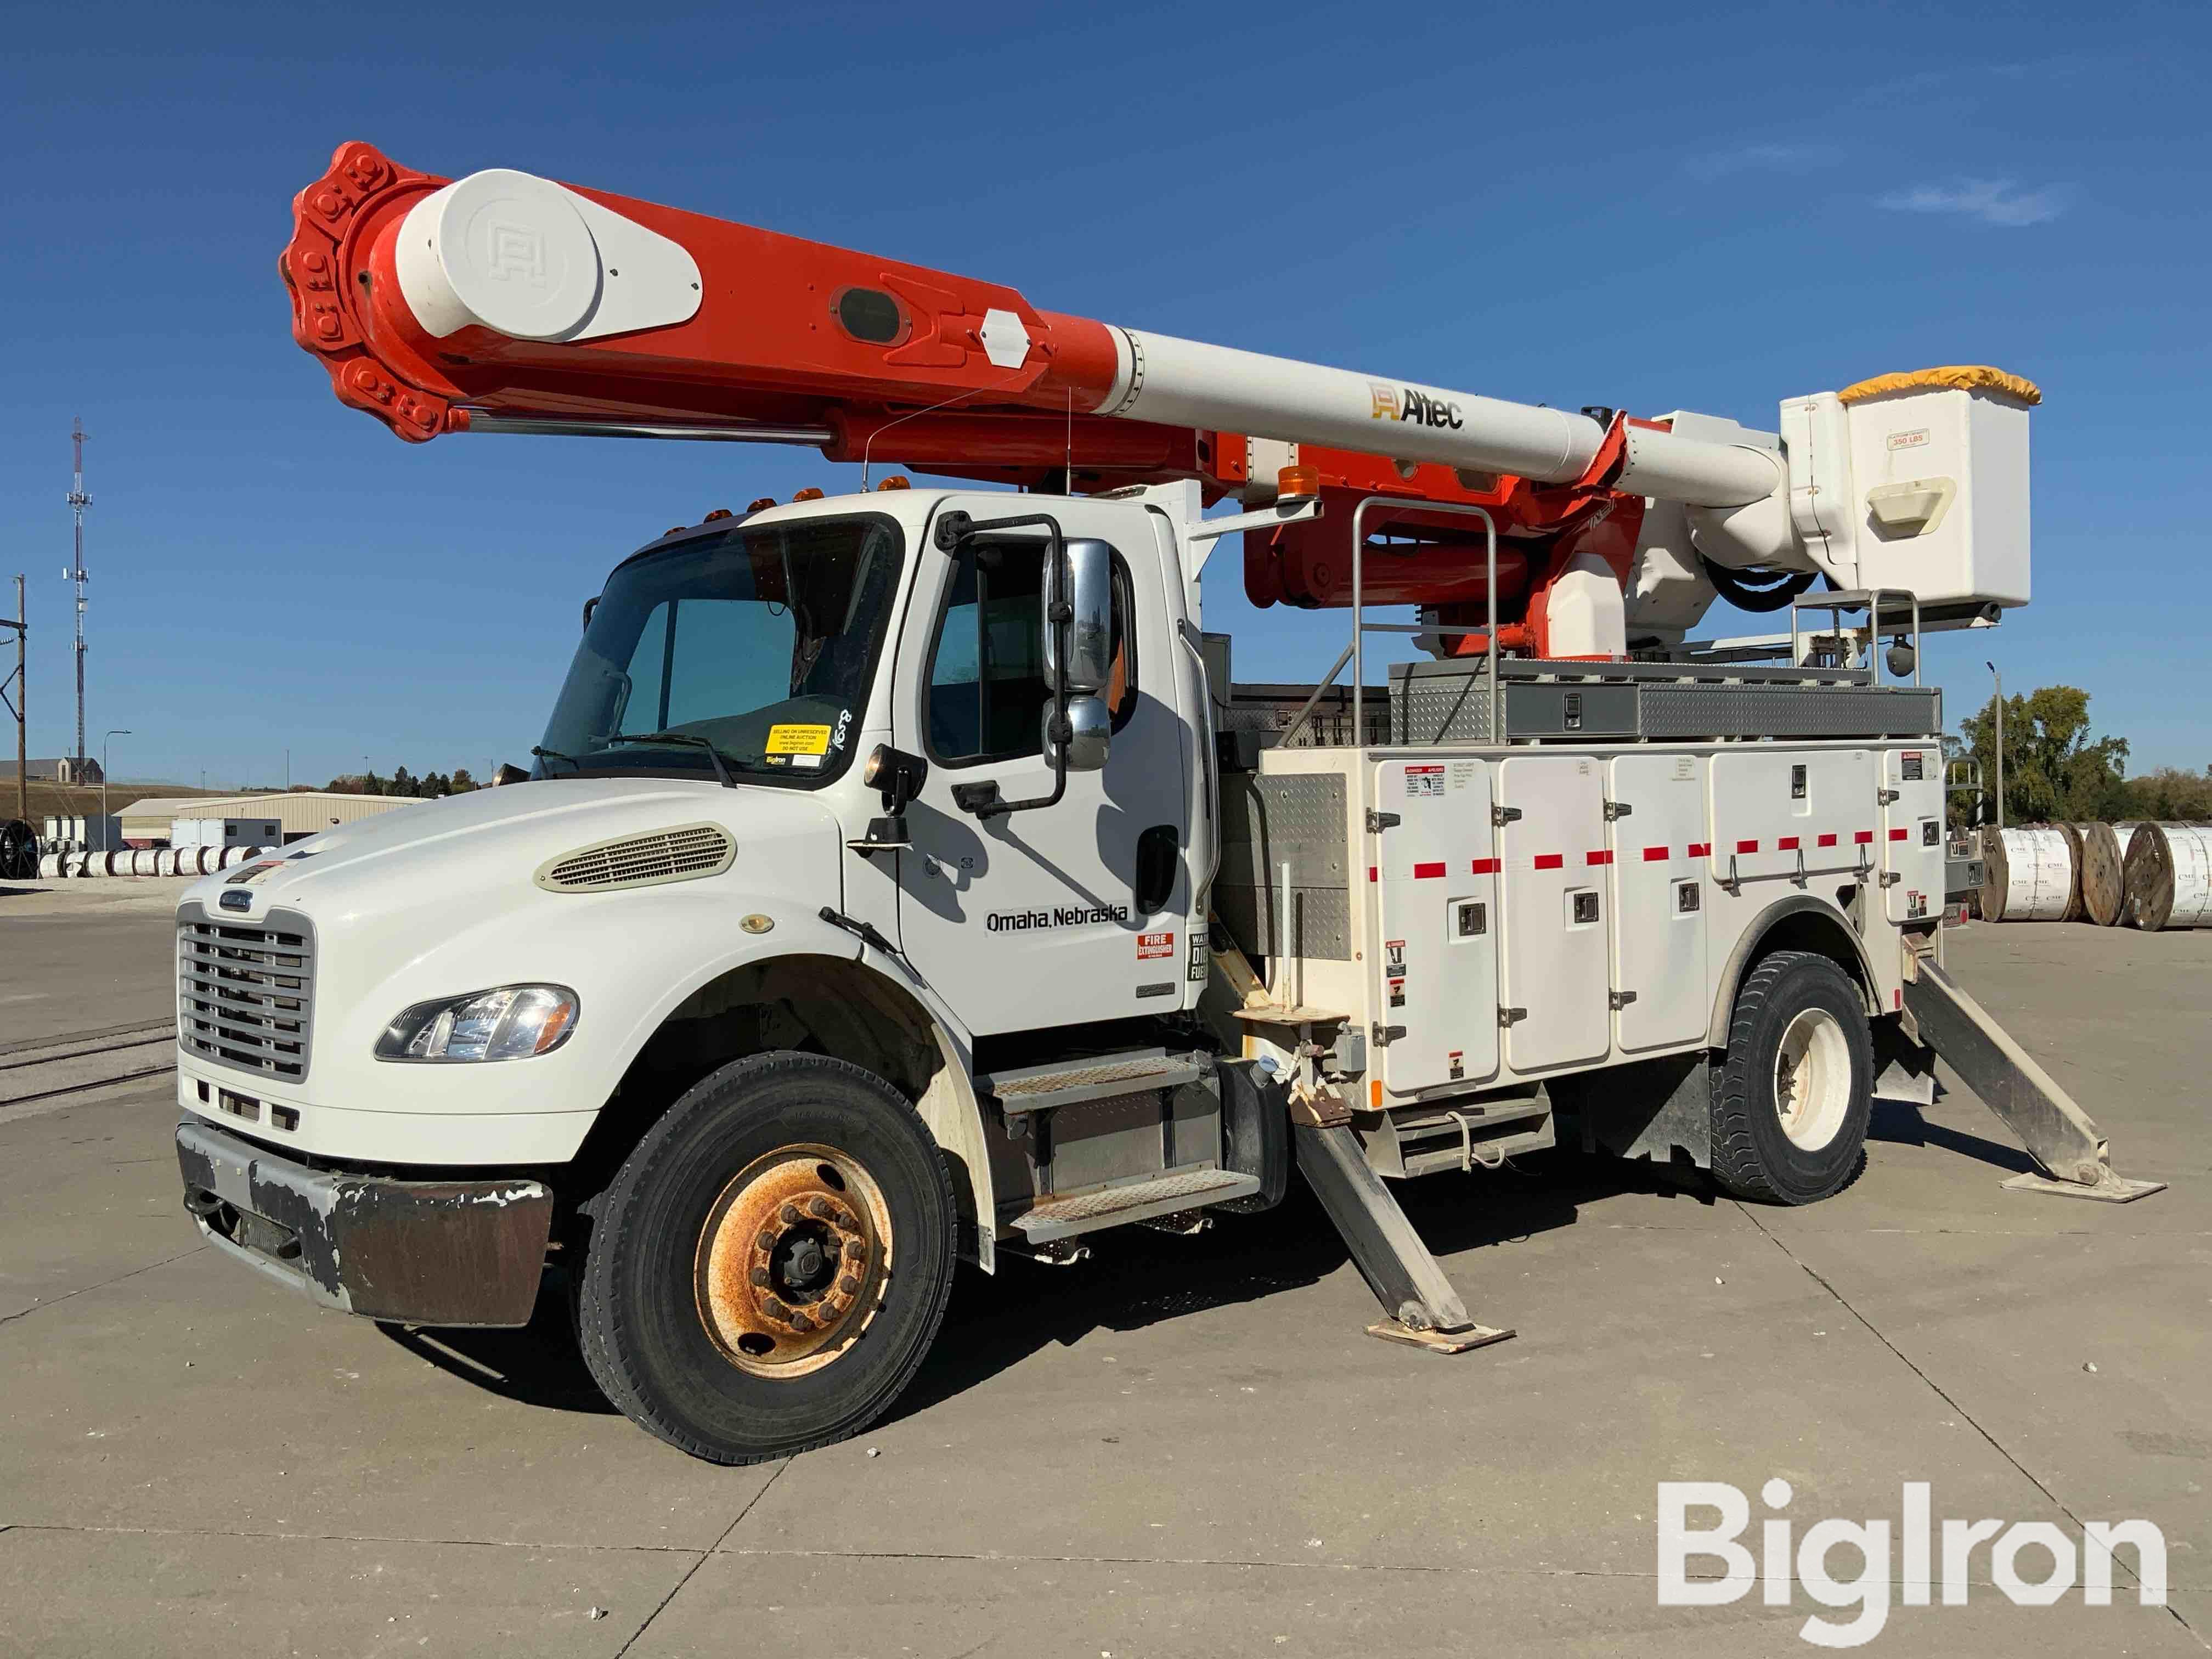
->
[173,145,2158,1463]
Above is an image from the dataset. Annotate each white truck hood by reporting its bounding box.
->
[176,777,842,923]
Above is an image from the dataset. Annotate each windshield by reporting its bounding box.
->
[538,514,904,787]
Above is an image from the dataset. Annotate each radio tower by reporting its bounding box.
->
[64,419,89,776]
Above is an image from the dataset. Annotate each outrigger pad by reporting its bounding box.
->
[2001,1171,2166,1204]
[1366,1321,1516,1354]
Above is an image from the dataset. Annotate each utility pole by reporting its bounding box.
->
[3,575,25,825]
[64,419,91,780]
[1985,661,2004,830]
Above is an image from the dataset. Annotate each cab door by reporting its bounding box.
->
[891,499,1190,1035]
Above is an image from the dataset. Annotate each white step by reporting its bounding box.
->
[979,1049,1205,1119]
[1012,1166,1260,1242]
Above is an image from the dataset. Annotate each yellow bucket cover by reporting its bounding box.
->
[1836,365,2041,406]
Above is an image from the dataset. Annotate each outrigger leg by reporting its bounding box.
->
[1294,1122,1515,1352]
[1904,958,2165,1203]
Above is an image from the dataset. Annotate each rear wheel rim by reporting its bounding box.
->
[1773,1007,1850,1151]
[693,1143,893,1379]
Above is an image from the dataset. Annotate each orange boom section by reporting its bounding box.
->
[281,141,1642,652]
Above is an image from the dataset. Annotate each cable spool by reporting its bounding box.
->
[1978,825,2074,922]
[2120,823,2212,930]
[2078,822,2136,926]
[2055,823,2092,921]
[0,819,38,882]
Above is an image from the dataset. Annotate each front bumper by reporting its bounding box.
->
[175,1116,555,1327]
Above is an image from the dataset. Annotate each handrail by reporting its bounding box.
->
[1348,497,1501,748]
[1788,586,1922,685]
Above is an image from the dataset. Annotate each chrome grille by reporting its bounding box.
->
[177,905,314,1082]
[535,823,735,893]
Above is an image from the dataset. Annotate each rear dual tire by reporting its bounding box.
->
[575,1051,957,1464]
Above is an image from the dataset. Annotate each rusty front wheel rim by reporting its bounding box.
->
[693,1143,893,1379]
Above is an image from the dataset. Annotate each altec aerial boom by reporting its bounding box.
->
[285,142,2033,658]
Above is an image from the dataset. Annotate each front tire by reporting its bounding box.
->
[575,1051,957,1463]
[1710,950,1872,1205]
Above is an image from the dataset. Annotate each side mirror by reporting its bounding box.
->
[1038,537,1111,775]
[1045,539,1115,695]
[1042,695,1110,772]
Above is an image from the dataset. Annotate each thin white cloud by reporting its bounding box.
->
[1682,142,1840,182]
[1876,177,2070,227]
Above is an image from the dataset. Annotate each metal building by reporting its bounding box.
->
[115,791,422,847]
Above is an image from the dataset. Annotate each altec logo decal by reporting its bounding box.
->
[1658,1480,2166,1647]
[1368,381,1465,430]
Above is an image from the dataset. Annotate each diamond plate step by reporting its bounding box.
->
[979,1049,1205,1119]
[1011,1167,1260,1242]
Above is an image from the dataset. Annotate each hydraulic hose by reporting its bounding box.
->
[1697,554,1819,613]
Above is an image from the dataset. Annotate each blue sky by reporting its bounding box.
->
[2,1,2207,788]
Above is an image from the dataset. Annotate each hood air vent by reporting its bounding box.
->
[535,822,736,894]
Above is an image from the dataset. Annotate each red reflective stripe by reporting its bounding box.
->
[1854,831,1875,845]
[1413,861,1447,880]
[1777,836,1799,851]
[1688,842,1711,857]
[1736,839,1759,854]
[1533,853,1564,871]
[1894,988,1903,1010]
[1642,845,1669,862]
[1818,833,1838,848]
[1889,827,1909,842]
[1587,849,1613,866]
[1368,866,1378,882]
[1471,857,1500,875]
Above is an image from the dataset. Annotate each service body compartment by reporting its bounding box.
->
[1707,748,1877,889]
[1497,755,1609,1071]
[1882,746,1944,923]
[1373,757,1499,1096]
[1606,753,1711,1052]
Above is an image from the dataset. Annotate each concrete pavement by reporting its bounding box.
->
[0,913,2205,1656]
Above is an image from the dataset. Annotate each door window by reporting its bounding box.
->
[925,540,1135,765]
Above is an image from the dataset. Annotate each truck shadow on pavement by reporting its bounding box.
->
[1864,1096,2038,1175]
[385,1106,2046,1432]
[379,1153,1718,1425]
[880,1153,1717,1429]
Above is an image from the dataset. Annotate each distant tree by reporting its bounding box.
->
[2120,765,2212,822]
[421,771,452,799]
[449,768,479,794]
[1957,686,2128,825]
[388,765,417,798]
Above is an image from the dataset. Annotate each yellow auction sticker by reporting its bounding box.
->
[764,724,832,757]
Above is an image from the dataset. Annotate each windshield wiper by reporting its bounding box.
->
[531,745,583,774]
[614,730,742,789]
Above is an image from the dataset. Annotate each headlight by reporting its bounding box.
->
[376,985,579,1062]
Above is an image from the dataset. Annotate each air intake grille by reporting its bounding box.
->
[177,906,314,1082]
[535,822,736,893]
